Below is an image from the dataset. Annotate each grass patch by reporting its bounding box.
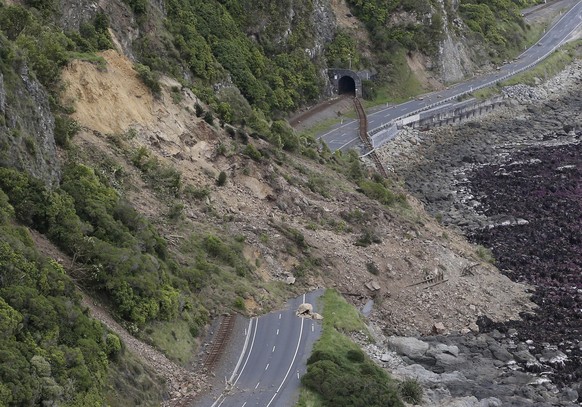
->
[318,289,369,337]
[67,51,107,68]
[296,387,326,407]
[300,290,403,407]
[501,43,579,86]
[105,351,164,407]
[476,244,495,264]
[362,51,426,108]
[141,319,199,365]
[299,116,343,141]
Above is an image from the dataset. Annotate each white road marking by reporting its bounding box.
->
[265,363,269,370]
[242,403,247,407]
[311,324,314,332]
[265,293,309,406]
[279,314,281,319]
[233,318,259,386]
[255,382,260,389]
[272,346,276,352]
[336,137,359,151]
[266,308,305,407]
[229,318,254,383]
[276,329,279,335]
[297,372,300,379]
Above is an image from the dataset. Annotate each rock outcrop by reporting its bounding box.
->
[0,61,60,186]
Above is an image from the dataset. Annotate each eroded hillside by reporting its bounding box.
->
[63,50,535,340]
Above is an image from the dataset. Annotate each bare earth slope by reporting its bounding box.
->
[55,50,536,397]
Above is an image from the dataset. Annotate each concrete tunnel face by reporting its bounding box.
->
[338,75,356,95]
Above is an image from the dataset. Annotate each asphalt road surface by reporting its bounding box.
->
[210,290,323,407]
[318,0,582,152]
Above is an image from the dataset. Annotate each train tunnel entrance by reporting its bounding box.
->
[328,69,362,98]
[338,76,356,95]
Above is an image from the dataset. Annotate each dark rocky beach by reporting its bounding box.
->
[373,60,582,405]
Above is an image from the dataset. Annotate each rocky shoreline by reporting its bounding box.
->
[370,59,582,405]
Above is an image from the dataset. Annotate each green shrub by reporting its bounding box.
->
[359,180,406,207]
[216,171,227,186]
[355,229,381,247]
[134,63,161,95]
[243,143,262,161]
[346,349,365,363]
[54,115,80,148]
[233,296,245,310]
[194,103,205,117]
[398,378,423,404]
[203,110,214,125]
[366,262,380,275]
[183,185,210,200]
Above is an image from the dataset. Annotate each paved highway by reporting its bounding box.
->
[210,290,323,407]
[318,0,582,152]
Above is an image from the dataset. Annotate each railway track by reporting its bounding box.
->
[202,313,236,371]
[167,314,237,407]
[353,97,388,177]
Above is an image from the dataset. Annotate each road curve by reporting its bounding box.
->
[318,0,582,152]
[210,290,323,407]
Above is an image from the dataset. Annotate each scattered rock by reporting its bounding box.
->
[433,322,446,335]
[388,337,429,359]
[365,280,381,291]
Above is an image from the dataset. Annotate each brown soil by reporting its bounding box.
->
[51,47,544,403]
[58,49,536,335]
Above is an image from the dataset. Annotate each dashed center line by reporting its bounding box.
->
[272,346,276,352]
[276,329,279,335]
[265,364,269,370]
[255,382,260,389]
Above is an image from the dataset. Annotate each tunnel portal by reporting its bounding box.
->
[338,76,356,95]
[328,69,362,98]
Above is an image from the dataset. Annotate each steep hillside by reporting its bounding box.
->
[55,0,540,109]
[0,0,546,404]
[64,47,534,355]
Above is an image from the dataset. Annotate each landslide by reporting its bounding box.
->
[61,49,535,346]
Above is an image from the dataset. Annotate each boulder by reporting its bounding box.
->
[388,337,429,359]
[296,303,313,315]
[433,322,447,334]
[365,280,381,291]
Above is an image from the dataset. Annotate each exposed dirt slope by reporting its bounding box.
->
[58,50,537,339]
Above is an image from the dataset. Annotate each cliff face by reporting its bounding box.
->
[0,61,60,186]
[53,0,480,96]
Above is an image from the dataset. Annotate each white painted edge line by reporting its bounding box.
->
[265,294,306,407]
[210,318,258,407]
[229,317,254,383]
[336,137,360,151]
[234,318,259,386]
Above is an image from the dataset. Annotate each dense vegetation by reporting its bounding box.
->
[459,0,534,56]
[0,188,120,405]
[0,0,549,403]
[347,0,444,57]
[133,0,321,115]
[299,290,405,407]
